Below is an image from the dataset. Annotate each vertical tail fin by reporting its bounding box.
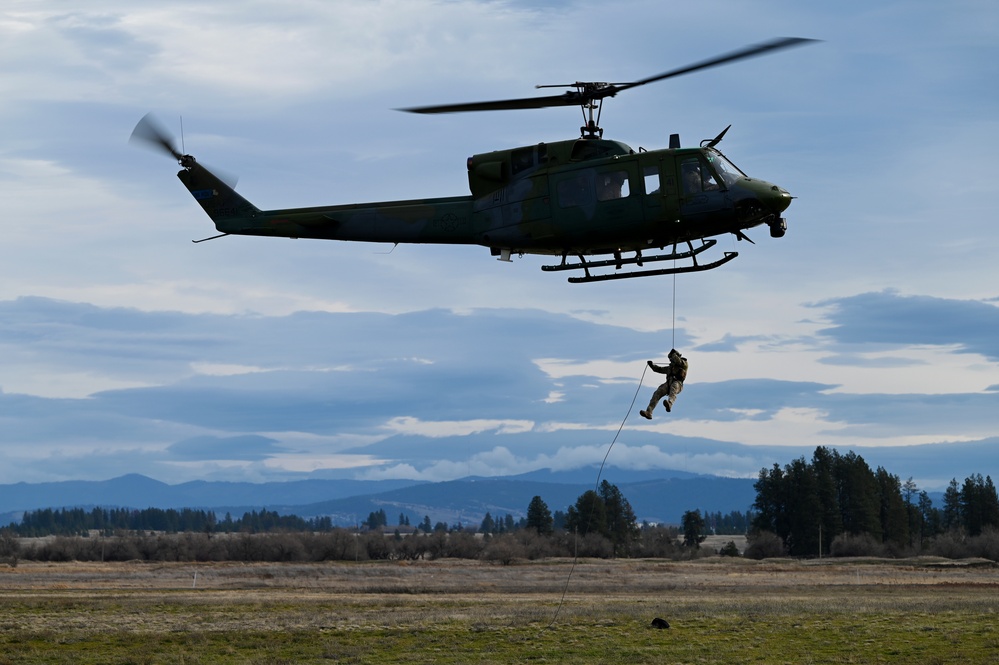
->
[177,162,260,227]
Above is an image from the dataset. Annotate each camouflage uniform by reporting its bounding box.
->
[640,349,688,420]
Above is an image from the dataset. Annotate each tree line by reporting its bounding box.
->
[10,507,334,537]
[750,446,999,558]
[5,451,998,565]
[0,479,694,565]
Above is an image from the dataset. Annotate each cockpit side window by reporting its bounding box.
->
[680,157,720,194]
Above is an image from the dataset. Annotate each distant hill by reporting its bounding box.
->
[0,474,424,520]
[0,469,755,527]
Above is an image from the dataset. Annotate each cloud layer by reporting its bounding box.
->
[1,294,996,487]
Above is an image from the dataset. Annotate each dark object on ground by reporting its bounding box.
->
[651,617,670,629]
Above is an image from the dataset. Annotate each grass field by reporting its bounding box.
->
[1,555,997,664]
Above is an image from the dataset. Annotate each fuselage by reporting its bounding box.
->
[181,136,792,261]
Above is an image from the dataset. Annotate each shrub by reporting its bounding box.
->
[971,526,999,561]
[743,531,785,560]
[718,541,741,557]
[927,531,972,559]
[445,532,485,559]
[0,530,20,566]
[480,534,527,565]
[574,532,614,558]
[635,526,680,558]
[829,532,885,558]
[513,530,565,559]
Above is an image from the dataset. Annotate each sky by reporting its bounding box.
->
[1,0,997,491]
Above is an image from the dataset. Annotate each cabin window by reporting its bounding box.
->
[511,147,534,176]
[556,172,594,208]
[643,166,660,195]
[596,170,630,201]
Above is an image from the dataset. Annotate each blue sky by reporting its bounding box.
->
[1,0,997,489]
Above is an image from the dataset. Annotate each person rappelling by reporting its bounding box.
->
[639,348,688,419]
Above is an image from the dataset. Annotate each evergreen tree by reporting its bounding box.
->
[982,476,999,531]
[565,490,607,538]
[960,475,984,536]
[834,451,881,539]
[902,477,920,548]
[812,446,843,553]
[365,509,387,530]
[525,496,554,536]
[875,467,909,547]
[681,509,706,548]
[598,481,639,555]
[784,456,820,556]
[479,512,496,535]
[918,490,940,543]
[942,478,962,531]
[752,463,786,536]
[959,474,999,536]
[503,514,516,532]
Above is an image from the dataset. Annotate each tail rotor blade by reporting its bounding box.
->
[129,112,183,161]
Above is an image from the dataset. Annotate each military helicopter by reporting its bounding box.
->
[131,37,814,283]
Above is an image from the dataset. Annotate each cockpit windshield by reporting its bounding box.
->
[704,150,746,187]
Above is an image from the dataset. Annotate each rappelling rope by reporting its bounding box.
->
[672,264,677,348]
[544,274,679,630]
[544,362,649,630]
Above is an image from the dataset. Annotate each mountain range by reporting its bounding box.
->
[0,467,756,527]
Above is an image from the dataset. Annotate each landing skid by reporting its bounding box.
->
[542,239,738,283]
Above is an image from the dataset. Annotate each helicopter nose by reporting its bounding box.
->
[764,184,793,213]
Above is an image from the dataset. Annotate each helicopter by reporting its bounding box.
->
[131,37,815,283]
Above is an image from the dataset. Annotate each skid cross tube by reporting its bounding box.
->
[566,250,737,283]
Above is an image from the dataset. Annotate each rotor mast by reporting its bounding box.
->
[534,81,618,138]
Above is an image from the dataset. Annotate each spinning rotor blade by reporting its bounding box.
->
[129,112,184,161]
[614,37,817,93]
[401,91,585,114]
[400,37,817,115]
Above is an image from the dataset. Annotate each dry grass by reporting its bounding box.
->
[1,556,997,663]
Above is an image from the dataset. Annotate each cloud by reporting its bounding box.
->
[383,416,535,438]
[357,442,768,482]
[814,291,999,361]
[166,435,285,461]
[693,334,774,353]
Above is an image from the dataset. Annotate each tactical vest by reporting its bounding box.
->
[673,359,688,383]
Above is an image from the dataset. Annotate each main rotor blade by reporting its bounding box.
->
[400,91,583,114]
[129,112,183,160]
[616,37,818,92]
[401,37,817,115]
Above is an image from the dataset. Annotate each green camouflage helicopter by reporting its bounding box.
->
[132,38,814,283]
